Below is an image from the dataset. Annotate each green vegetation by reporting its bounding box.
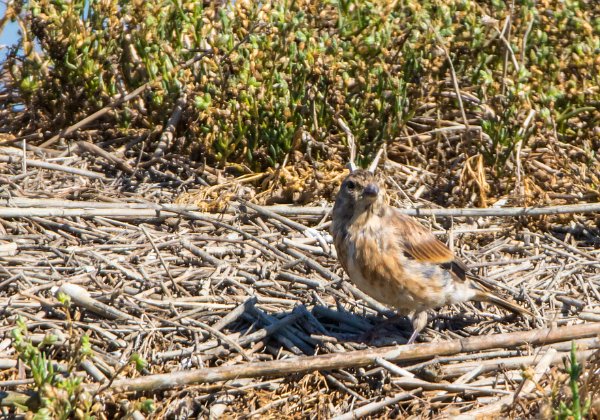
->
[8,295,154,419]
[553,342,592,420]
[10,294,98,419]
[1,0,598,200]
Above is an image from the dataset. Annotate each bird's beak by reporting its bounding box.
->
[362,183,379,201]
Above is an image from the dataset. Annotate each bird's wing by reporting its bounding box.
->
[390,210,469,281]
[390,210,453,263]
[389,209,531,316]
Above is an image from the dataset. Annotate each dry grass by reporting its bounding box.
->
[1,0,599,208]
[0,148,599,418]
[1,0,599,417]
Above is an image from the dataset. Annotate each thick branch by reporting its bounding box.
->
[91,322,600,393]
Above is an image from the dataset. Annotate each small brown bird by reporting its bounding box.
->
[331,169,531,344]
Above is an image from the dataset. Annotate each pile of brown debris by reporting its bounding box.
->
[0,143,600,418]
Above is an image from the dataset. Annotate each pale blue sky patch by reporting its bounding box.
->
[1,1,21,60]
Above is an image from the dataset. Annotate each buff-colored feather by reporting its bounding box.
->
[331,169,532,344]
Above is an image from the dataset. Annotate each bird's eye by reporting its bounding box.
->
[346,181,356,190]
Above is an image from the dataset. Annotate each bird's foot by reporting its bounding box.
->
[406,311,428,345]
[406,330,419,345]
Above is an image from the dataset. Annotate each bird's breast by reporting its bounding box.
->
[335,217,453,312]
[340,221,417,309]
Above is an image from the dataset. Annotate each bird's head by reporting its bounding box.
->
[334,170,385,216]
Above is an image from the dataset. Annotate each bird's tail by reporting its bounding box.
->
[473,291,534,318]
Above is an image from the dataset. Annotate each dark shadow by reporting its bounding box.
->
[0,390,40,415]
[549,223,600,247]
[221,300,530,358]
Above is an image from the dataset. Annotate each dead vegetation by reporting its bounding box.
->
[1,0,600,418]
[1,0,599,208]
[0,149,600,418]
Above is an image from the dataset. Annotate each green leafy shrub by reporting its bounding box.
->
[11,315,98,419]
[1,0,598,199]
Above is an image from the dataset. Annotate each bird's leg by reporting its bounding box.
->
[407,311,428,345]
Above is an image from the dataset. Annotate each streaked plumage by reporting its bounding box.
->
[331,169,531,344]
